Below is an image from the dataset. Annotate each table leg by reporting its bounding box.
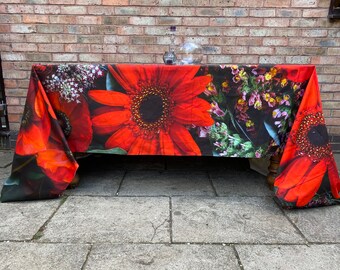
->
[267,153,282,190]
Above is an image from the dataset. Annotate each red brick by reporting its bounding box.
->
[52,34,77,43]
[79,54,103,62]
[88,6,115,15]
[34,5,61,14]
[259,56,285,64]
[291,0,317,7]
[0,4,7,13]
[102,0,128,5]
[76,0,101,4]
[169,7,196,16]
[237,18,263,26]
[196,8,223,16]
[207,55,232,64]
[7,5,34,13]
[249,46,274,54]
[117,26,144,35]
[49,15,77,24]
[237,37,262,46]
[23,15,49,24]
[65,44,90,53]
[209,17,235,26]
[223,46,248,55]
[12,43,38,52]
[0,15,22,23]
[197,27,222,36]
[264,0,290,7]
[249,9,275,17]
[224,28,248,36]
[0,25,10,32]
[263,37,288,46]
[285,56,311,64]
[61,6,87,14]
[49,0,75,4]
[129,16,155,25]
[38,44,64,52]
[156,17,181,26]
[52,53,78,62]
[76,16,101,25]
[11,24,36,33]
[6,97,20,106]
[233,55,259,64]
[90,44,117,53]
[26,34,52,43]
[103,53,129,63]
[264,18,290,27]
[302,8,328,17]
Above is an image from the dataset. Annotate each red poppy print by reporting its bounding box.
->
[36,148,78,191]
[15,75,51,156]
[275,109,340,206]
[47,92,92,152]
[274,67,340,207]
[88,64,214,155]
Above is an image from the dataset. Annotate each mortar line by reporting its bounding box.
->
[231,244,245,270]
[169,197,173,244]
[115,170,127,196]
[207,171,219,197]
[273,198,310,244]
[81,244,93,270]
[31,195,69,241]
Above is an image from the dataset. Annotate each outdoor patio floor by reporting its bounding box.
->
[0,150,339,270]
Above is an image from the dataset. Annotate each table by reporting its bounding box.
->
[1,64,339,208]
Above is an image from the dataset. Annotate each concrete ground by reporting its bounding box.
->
[0,150,339,270]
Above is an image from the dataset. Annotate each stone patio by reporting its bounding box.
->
[0,151,339,270]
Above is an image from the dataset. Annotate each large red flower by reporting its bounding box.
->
[274,67,340,207]
[88,64,214,155]
[275,109,340,206]
[15,74,51,156]
[47,92,92,152]
[36,147,78,191]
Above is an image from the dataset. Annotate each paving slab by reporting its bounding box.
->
[0,199,61,241]
[285,205,340,243]
[39,196,170,243]
[85,243,240,270]
[0,242,89,270]
[172,197,305,244]
[236,244,340,270]
[0,151,13,168]
[119,170,215,196]
[64,169,124,196]
[209,169,272,197]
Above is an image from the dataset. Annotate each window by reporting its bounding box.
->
[329,0,340,19]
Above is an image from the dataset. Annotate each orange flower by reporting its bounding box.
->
[36,148,78,191]
[274,66,340,207]
[275,109,340,207]
[47,92,92,152]
[15,74,51,156]
[88,64,214,155]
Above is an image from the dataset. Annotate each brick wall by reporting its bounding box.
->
[1,0,340,140]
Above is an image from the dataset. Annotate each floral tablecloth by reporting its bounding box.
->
[1,64,339,208]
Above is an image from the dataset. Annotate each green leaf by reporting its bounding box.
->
[4,176,20,186]
[87,148,127,155]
